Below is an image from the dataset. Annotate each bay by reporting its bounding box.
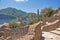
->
[0,19,18,24]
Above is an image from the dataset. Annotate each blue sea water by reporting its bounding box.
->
[0,19,30,24]
[0,19,18,24]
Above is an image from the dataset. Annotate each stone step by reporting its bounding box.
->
[56,28,60,30]
[42,31,60,40]
[58,26,60,28]
[50,30,60,36]
[56,30,60,31]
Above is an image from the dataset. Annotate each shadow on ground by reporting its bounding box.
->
[41,36,45,40]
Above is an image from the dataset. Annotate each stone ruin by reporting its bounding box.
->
[0,22,42,40]
[0,25,29,40]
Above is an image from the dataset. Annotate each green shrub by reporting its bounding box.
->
[39,14,45,21]
[29,20,36,25]
[9,21,20,28]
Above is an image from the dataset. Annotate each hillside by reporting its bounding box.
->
[0,7,36,18]
[0,14,16,19]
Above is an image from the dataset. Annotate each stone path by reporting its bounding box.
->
[42,26,60,40]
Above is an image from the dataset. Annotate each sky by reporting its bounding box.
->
[0,0,60,13]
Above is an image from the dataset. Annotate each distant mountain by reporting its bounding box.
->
[0,7,36,17]
[0,7,37,21]
[0,7,28,17]
[0,14,16,19]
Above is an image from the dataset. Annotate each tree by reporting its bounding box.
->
[40,7,56,17]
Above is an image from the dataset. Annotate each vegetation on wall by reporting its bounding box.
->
[9,21,20,28]
[29,20,36,25]
[39,7,57,21]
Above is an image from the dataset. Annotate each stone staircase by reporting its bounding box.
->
[42,26,60,40]
[56,26,60,31]
[50,26,60,36]
[42,19,60,40]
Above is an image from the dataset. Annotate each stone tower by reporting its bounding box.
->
[37,9,40,21]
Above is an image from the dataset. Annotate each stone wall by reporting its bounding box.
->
[43,15,60,23]
[28,22,42,40]
[0,22,42,40]
[0,29,10,40]
[10,26,29,40]
[42,20,60,31]
[33,23,42,40]
[0,25,29,40]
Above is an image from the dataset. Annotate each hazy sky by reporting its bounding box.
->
[0,0,60,13]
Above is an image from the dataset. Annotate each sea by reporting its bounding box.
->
[0,18,30,24]
[0,19,18,24]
